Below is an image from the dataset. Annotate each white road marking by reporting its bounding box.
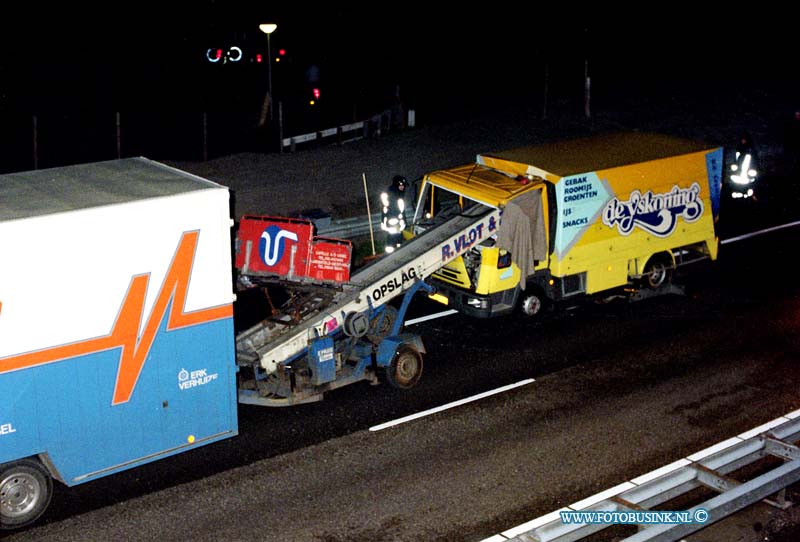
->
[369,379,535,432]
[721,219,800,245]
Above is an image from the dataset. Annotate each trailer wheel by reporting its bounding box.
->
[0,459,53,530]
[384,345,423,389]
[641,255,673,289]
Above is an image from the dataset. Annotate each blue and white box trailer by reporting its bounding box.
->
[0,158,239,529]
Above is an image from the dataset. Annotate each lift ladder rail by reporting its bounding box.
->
[236,207,500,370]
[495,415,800,542]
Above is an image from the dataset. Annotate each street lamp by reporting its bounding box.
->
[259,23,277,120]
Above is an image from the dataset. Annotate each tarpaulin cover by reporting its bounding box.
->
[496,189,546,285]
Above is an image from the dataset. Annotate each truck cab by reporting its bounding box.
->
[411,164,555,318]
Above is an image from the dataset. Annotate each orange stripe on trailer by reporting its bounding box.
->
[0,231,234,406]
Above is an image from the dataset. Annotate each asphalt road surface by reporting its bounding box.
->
[5,176,800,541]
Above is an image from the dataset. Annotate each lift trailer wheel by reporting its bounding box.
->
[384,345,423,389]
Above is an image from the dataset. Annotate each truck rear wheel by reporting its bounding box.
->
[384,345,423,389]
[641,255,674,289]
[0,459,53,530]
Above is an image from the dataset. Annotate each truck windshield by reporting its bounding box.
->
[413,181,488,231]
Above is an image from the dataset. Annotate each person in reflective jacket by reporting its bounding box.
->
[380,175,409,253]
[729,132,758,199]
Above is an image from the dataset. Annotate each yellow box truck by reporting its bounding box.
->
[410,132,723,317]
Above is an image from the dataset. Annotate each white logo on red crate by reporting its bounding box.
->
[259,225,299,267]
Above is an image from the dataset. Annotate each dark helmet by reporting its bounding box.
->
[392,175,408,190]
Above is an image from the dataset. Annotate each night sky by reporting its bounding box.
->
[0,6,796,169]
[3,8,795,113]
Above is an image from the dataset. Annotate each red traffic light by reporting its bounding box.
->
[312,88,320,99]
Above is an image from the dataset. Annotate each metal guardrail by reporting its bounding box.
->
[281,109,415,152]
[483,411,800,542]
[281,121,366,152]
[316,212,381,239]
